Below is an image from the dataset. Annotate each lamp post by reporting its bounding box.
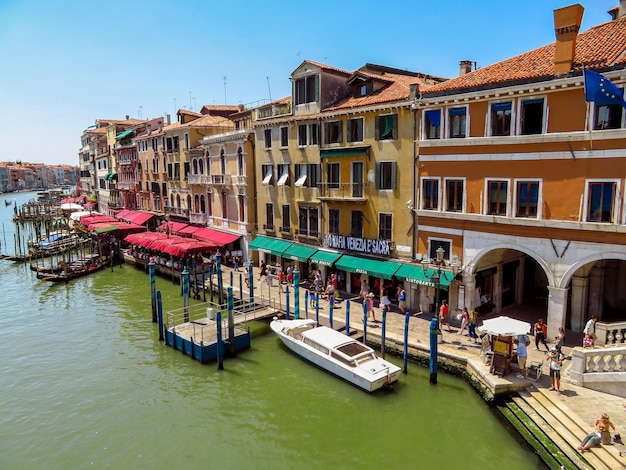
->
[422,246,446,315]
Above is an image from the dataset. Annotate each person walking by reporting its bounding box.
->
[286,265,293,286]
[547,346,564,395]
[583,315,597,347]
[457,306,469,335]
[397,285,407,314]
[555,327,565,354]
[468,309,479,343]
[233,255,240,272]
[439,300,451,333]
[514,334,530,379]
[367,292,377,322]
[381,287,391,315]
[534,318,549,351]
[259,260,267,282]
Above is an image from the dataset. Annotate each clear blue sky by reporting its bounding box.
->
[0,0,618,166]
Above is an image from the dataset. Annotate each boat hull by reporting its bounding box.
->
[271,319,400,392]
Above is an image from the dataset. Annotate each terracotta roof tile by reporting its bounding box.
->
[182,114,234,128]
[424,16,626,97]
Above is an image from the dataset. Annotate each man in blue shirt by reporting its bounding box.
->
[515,334,530,379]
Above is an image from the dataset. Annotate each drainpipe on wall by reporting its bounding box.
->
[411,103,418,262]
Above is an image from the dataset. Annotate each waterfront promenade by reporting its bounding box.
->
[217,264,626,469]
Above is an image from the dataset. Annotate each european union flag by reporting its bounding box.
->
[584,69,626,109]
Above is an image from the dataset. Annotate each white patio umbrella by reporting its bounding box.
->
[60,202,84,211]
[477,316,531,337]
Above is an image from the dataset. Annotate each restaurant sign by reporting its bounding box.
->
[324,234,391,256]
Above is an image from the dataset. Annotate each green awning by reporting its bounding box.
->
[309,249,342,267]
[320,149,368,158]
[248,235,293,257]
[115,128,133,140]
[335,255,401,279]
[93,225,118,234]
[103,173,111,180]
[109,173,118,180]
[283,243,317,263]
[395,263,452,291]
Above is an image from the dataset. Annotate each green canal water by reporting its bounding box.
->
[0,192,546,469]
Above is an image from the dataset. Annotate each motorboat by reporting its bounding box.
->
[270,318,401,392]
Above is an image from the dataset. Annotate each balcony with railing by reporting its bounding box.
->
[211,174,232,186]
[189,212,207,225]
[188,174,211,185]
[117,182,131,191]
[316,182,367,202]
[256,102,291,120]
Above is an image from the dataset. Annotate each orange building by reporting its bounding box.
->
[415,4,626,335]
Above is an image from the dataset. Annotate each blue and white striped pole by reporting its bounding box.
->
[304,290,309,319]
[216,250,223,305]
[149,261,157,322]
[182,269,190,323]
[285,284,290,320]
[293,269,300,319]
[345,299,350,336]
[329,294,334,329]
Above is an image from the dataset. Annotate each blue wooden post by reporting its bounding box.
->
[304,290,309,319]
[248,263,254,304]
[216,250,223,305]
[149,261,157,322]
[315,293,319,325]
[285,284,290,320]
[201,261,206,302]
[182,269,190,323]
[239,272,243,300]
[329,294,334,329]
[345,299,350,336]
[293,269,300,319]
[381,304,387,358]
[209,264,214,303]
[403,312,410,373]
[227,286,234,355]
[362,299,368,344]
[429,316,439,384]
[157,290,164,341]
[216,311,224,370]
[230,270,233,288]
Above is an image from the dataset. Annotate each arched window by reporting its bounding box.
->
[198,158,204,175]
[237,147,244,175]
[194,194,200,213]
[220,149,226,175]
[200,195,206,213]
[193,159,198,174]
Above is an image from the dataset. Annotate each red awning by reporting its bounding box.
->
[193,227,240,246]
[156,222,188,235]
[115,209,132,219]
[79,214,118,225]
[125,211,154,225]
[177,225,202,237]
[87,221,145,234]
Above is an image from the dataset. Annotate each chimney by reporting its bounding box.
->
[609,0,626,20]
[125,115,129,120]
[553,4,584,75]
[166,114,171,125]
[459,60,473,76]
[409,83,419,100]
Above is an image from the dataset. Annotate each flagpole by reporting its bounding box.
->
[583,67,593,151]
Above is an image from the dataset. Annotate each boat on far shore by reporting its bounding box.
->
[270,317,401,392]
[37,254,109,282]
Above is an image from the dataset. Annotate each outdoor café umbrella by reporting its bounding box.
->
[60,202,84,211]
[477,316,531,337]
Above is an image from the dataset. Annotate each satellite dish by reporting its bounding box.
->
[367,169,375,183]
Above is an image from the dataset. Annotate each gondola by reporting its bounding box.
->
[38,254,109,282]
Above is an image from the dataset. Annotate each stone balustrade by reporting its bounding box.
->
[569,345,626,397]
[595,320,626,346]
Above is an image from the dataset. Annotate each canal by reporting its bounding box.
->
[0,191,546,469]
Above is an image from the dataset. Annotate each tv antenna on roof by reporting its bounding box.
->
[267,76,272,102]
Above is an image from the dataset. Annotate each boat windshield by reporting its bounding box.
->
[354,353,377,364]
[336,341,371,358]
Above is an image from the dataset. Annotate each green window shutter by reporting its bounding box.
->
[391,162,397,190]
[392,114,398,140]
[375,162,381,189]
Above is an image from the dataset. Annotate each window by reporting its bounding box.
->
[184,133,189,150]
[328,208,340,234]
[238,195,245,222]
[445,179,464,212]
[376,114,398,140]
[327,162,339,189]
[265,203,274,231]
[261,164,273,185]
[298,206,319,237]
[490,102,512,136]
[376,161,397,190]
[593,102,624,130]
[324,121,342,145]
[516,180,540,218]
[295,163,319,188]
[378,213,392,241]
[309,123,318,145]
[350,211,363,237]
[264,129,272,149]
[586,181,617,222]
[295,75,318,105]
[428,240,451,262]
[422,178,439,210]
[298,124,308,146]
[280,126,288,147]
[237,148,244,175]
[520,98,544,135]
[348,118,364,142]
[281,204,290,232]
[277,163,290,186]
[487,180,508,216]
[424,110,441,139]
[448,107,467,138]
